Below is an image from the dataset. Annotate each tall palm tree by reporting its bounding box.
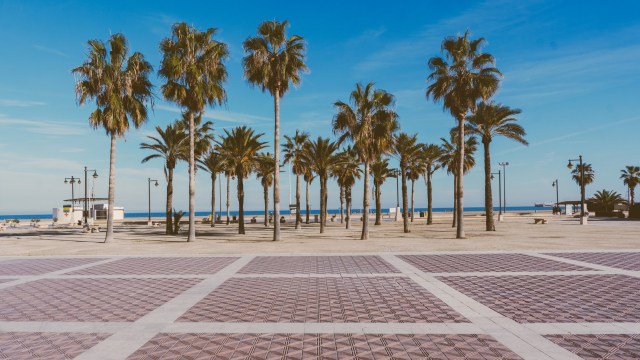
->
[283,130,310,229]
[159,22,228,242]
[371,158,394,225]
[572,163,595,211]
[178,112,215,160]
[141,124,188,234]
[243,20,308,241]
[217,126,267,234]
[334,146,362,229]
[420,144,444,225]
[620,166,640,206]
[407,160,426,223]
[197,149,226,228]
[392,133,422,233]
[333,82,399,239]
[303,169,316,224]
[301,137,341,233]
[73,34,153,243]
[440,133,478,227]
[468,102,527,231]
[426,31,501,238]
[255,152,276,226]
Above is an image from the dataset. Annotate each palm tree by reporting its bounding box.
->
[426,31,501,238]
[468,102,527,231]
[303,169,315,224]
[333,82,399,239]
[140,124,188,234]
[440,133,478,227]
[407,160,426,223]
[198,149,226,228]
[178,112,215,160]
[334,146,362,229]
[73,34,153,243]
[217,126,267,234]
[159,22,228,242]
[243,20,308,241]
[572,163,595,211]
[301,137,341,233]
[283,130,310,229]
[620,166,640,206]
[255,152,276,226]
[392,133,422,233]
[420,144,444,225]
[590,189,625,215]
[371,158,394,225]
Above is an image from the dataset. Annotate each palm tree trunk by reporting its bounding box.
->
[238,172,245,235]
[104,133,116,243]
[483,140,495,231]
[226,174,230,225]
[452,174,457,228]
[187,112,196,242]
[339,185,344,223]
[361,161,370,240]
[320,176,326,233]
[305,179,310,224]
[295,174,301,229]
[456,116,465,238]
[324,178,328,227]
[273,90,281,241]
[263,183,269,227]
[375,183,382,225]
[401,167,409,233]
[426,168,433,225]
[210,173,216,228]
[346,186,351,229]
[410,179,415,222]
[166,166,174,234]
[631,187,635,207]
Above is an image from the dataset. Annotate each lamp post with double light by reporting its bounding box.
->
[491,170,502,221]
[498,162,509,214]
[83,167,98,226]
[64,176,80,223]
[148,178,159,225]
[567,155,587,225]
[552,179,559,215]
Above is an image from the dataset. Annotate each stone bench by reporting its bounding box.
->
[533,218,548,224]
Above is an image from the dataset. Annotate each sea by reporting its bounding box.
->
[0,206,548,220]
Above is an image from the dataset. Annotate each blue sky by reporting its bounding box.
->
[1,0,639,214]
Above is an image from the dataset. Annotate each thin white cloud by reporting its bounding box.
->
[0,98,46,107]
[155,104,269,124]
[32,44,68,58]
[0,115,86,136]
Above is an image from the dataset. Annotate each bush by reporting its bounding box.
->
[630,204,640,219]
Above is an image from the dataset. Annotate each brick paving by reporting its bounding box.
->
[0,251,637,359]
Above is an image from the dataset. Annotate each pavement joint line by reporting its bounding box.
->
[380,254,582,360]
[0,257,120,290]
[231,273,406,278]
[0,321,131,333]
[528,252,640,277]
[428,270,607,277]
[524,322,640,335]
[74,255,255,360]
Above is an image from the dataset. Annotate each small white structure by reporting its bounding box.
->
[389,207,401,221]
[52,203,124,225]
[92,203,124,222]
[52,205,83,224]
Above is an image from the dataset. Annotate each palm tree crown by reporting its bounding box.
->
[572,163,595,187]
[620,166,640,206]
[467,102,527,145]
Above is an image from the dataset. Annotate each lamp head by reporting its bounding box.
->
[567,160,573,169]
[491,174,495,180]
[92,171,98,179]
[77,179,81,184]
[64,179,68,184]
[154,181,159,187]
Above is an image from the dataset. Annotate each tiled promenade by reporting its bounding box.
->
[0,251,639,359]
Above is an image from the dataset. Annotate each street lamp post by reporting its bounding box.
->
[491,171,502,221]
[83,167,98,226]
[567,155,586,225]
[552,179,559,215]
[64,176,80,223]
[148,178,159,226]
[498,162,509,215]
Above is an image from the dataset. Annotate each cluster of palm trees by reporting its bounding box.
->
[73,20,529,242]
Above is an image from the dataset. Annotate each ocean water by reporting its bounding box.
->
[0,206,549,220]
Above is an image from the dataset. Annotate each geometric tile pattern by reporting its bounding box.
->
[0,257,107,276]
[545,252,640,271]
[0,332,110,360]
[545,334,640,359]
[178,277,468,323]
[0,278,201,322]
[66,256,238,275]
[127,333,522,360]
[440,274,640,323]
[400,253,591,273]
[238,255,400,274]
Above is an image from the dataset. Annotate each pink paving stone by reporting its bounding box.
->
[545,334,640,359]
[0,332,110,360]
[0,257,107,275]
[440,274,640,323]
[0,277,201,322]
[399,253,591,273]
[178,277,468,323]
[238,255,400,274]
[66,256,238,275]
[544,251,640,271]
[127,333,521,359]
